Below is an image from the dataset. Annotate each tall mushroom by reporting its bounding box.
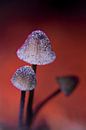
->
[16,30,56,127]
[17,30,56,65]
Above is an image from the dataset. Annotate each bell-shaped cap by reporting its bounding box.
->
[11,66,36,91]
[56,76,79,96]
[17,30,56,65]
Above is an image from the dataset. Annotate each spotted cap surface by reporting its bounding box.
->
[17,30,56,65]
[11,66,36,91]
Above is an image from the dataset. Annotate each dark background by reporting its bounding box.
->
[0,0,86,19]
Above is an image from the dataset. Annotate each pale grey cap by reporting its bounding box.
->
[17,30,56,65]
[11,66,36,91]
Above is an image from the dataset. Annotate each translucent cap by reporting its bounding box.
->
[11,66,36,91]
[57,76,79,96]
[17,30,56,65]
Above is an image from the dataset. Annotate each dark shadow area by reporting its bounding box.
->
[31,119,50,130]
[0,123,16,130]
[15,120,50,130]
[0,0,86,20]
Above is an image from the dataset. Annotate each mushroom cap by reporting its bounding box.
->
[57,76,79,96]
[11,66,36,91]
[17,30,56,65]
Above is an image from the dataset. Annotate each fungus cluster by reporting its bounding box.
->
[11,30,56,90]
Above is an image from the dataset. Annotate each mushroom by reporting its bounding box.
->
[11,65,36,127]
[16,30,56,127]
[11,30,56,128]
[57,76,79,96]
[11,65,36,91]
[33,76,79,121]
[17,30,56,65]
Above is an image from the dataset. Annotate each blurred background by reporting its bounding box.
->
[0,0,86,130]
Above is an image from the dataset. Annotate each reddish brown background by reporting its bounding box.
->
[0,0,86,130]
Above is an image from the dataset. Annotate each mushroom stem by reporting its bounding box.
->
[19,91,26,127]
[33,89,61,120]
[32,64,37,73]
[25,65,37,127]
[25,89,34,127]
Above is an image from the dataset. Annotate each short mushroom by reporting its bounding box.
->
[11,65,36,127]
[11,65,36,91]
